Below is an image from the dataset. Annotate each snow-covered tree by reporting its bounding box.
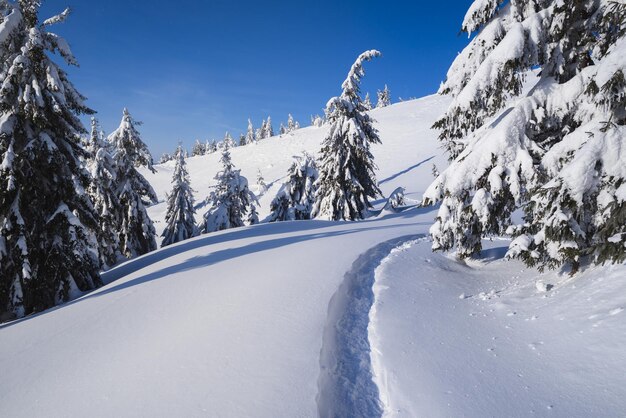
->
[199,142,257,233]
[256,120,265,141]
[311,114,325,127]
[269,153,319,222]
[376,84,391,108]
[223,131,236,149]
[238,133,246,147]
[161,145,197,247]
[108,108,158,259]
[191,139,205,156]
[256,169,267,194]
[245,118,256,145]
[363,92,373,110]
[425,0,626,270]
[0,2,102,320]
[205,139,217,154]
[87,117,122,269]
[312,50,382,221]
[279,123,286,135]
[263,116,274,138]
[159,152,173,164]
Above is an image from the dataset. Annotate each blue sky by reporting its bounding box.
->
[40,1,471,157]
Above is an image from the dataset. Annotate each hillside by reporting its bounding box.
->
[0,96,625,417]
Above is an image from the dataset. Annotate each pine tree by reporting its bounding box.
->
[425,0,626,269]
[287,114,298,132]
[256,119,266,140]
[263,116,274,138]
[108,108,158,259]
[279,123,286,135]
[256,168,267,194]
[87,117,121,269]
[311,114,325,127]
[161,145,197,247]
[246,118,256,144]
[205,139,217,154]
[199,142,257,233]
[223,131,236,148]
[191,139,205,156]
[269,153,319,222]
[238,133,246,147]
[0,2,101,320]
[376,84,391,108]
[159,152,173,164]
[312,50,382,221]
[363,92,373,110]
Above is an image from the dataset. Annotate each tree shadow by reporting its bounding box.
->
[378,156,435,185]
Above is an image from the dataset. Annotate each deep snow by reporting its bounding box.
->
[0,96,624,417]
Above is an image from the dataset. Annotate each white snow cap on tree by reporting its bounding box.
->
[268,152,319,222]
[313,50,383,221]
[376,84,391,108]
[161,144,197,247]
[425,0,626,270]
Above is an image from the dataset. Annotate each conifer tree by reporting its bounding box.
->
[312,50,382,221]
[246,118,256,144]
[87,117,121,269]
[363,92,373,110]
[161,145,197,247]
[279,123,286,135]
[205,139,217,154]
[263,116,274,138]
[191,139,205,156]
[256,169,267,194]
[199,142,257,233]
[238,133,246,147]
[108,108,158,258]
[256,120,266,140]
[425,0,626,269]
[376,85,391,108]
[223,131,236,148]
[159,152,173,164]
[0,1,101,320]
[269,153,319,222]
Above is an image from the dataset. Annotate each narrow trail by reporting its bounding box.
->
[316,235,424,418]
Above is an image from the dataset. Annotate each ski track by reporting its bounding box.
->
[316,235,424,418]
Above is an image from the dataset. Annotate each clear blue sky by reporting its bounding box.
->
[39,0,471,157]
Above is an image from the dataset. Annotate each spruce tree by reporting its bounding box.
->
[256,169,267,194]
[312,50,382,221]
[0,1,101,320]
[223,131,236,148]
[108,108,158,258]
[238,133,246,147]
[199,142,257,233]
[161,145,197,247]
[269,153,319,222]
[159,152,173,164]
[191,139,205,156]
[263,116,274,138]
[246,118,256,144]
[425,0,626,269]
[376,85,391,108]
[363,92,373,110]
[87,117,121,269]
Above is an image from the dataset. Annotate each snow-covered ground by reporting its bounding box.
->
[0,95,624,417]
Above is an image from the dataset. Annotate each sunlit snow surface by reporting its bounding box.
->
[0,96,624,417]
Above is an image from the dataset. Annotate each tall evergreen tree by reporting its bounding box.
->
[246,118,256,145]
[312,50,383,221]
[199,142,257,233]
[223,131,236,148]
[161,144,197,247]
[376,84,391,108]
[0,1,101,320]
[87,117,121,269]
[108,108,158,258]
[425,0,626,270]
[269,153,319,222]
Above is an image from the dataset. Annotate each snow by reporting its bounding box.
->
[0,95,625,416]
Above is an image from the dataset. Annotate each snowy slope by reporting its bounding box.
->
[1,95,625,417]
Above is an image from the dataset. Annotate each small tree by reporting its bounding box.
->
[159,153,173,164]
[269,153,319,222]
[376,84,391,108]
[312,50,382,221]
[191,139,205,156]
[363,92,373,110]
[199,142,257,233]
[256,169,267,194]
[223,132,236,148]
[108,108,158,258]
[263,116,274,138]
[161,145,197,247]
